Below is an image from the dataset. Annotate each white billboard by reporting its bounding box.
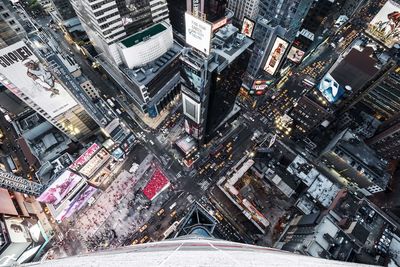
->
[263,37,289,76]
[0,41,77,118]
[366,0,400,48]
[182,93,201,124]
[185,13,212,55]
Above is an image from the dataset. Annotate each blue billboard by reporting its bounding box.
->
[317,73,345,103]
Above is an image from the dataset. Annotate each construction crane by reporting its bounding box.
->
[0,170,43,196]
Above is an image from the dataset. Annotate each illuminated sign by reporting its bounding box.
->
[366,0,400,48]
[252,80,273,91]
[212,17,228,31]
[37,170,85,205]
[286,46,305,63]
[241,17,255,38]
[0,41,78,118]
[185,13,213,55]
[69,143,100,171]
[182,93,201,124]
[317,73,345,103]
[263,37,289,76]
[55,185,97,221]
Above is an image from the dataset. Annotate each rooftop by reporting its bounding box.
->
[121,23,167,48]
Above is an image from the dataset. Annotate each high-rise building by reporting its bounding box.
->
[258,0,313,41]
[70,0,169,64]
[0,1,28,49]
[167,0,231,37]
[181,22,253,144]
[320,129,390,196]
[367,113,400,160]
[50,0,77,21]
[242,18,286,89]
[228,0,259,26]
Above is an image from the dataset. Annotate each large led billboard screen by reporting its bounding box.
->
[69,143,100,171]
[317,73,345,103]
[185,13,212,55]
[286,46,305,63]
[0,41,78,118]
[37,170,84,205]
[263,37,289,76]
[241,17,255,38]
[182,93,201,124]
[366,0,400,48]
[55,185,97,221]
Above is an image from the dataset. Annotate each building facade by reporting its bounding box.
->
[70,0,169,64]
[181,23,253,144]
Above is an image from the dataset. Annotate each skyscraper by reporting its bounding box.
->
[181,19,253,144]
[70,0,169,64]
[0,1,28,49]
[228,0,259,26]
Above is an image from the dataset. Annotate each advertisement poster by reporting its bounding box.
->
[241,17,255,38]
[185,13,212,55]
[286,46,305,63]
[366,0,400,48]
[317,73,345,103]
[79,148,111,177]
[69,143,100,171]
[55,186,97,221]
[263,37,289,76]
[182,93,201,124]
[37,170,84,205]
[0,41,77,118]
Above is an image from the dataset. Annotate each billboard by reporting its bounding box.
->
[69,143,100,171]
[185,13,212,55]
[55,185,97,221]
[366,0,400,48]
[182,93,201,124]
[286,46,305,63]
[241,17,255,38]
[79,148,111,178]
[37,170,84,205]
[0,41,78,118]
[252,80,273,91]
[263,37,289,76]
[317,73,345,103]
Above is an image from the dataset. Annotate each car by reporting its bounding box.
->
[116,108,122,114]
[140,236,149,243]
[170,210,177,217]
[215,211,223,221]
[131,239,139,245]
[157,209,165,216]
[139,224,148,233]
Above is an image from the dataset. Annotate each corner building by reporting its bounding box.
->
[181,24,253,144]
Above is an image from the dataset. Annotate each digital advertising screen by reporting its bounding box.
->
[241,17,255,38]
[69,143,100,171]
[55,185,97,221]
[286,46,305,63]
[263,37,289,76]
[366,0,400,48]
[37,170,84,205]
[317,73,345,103]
